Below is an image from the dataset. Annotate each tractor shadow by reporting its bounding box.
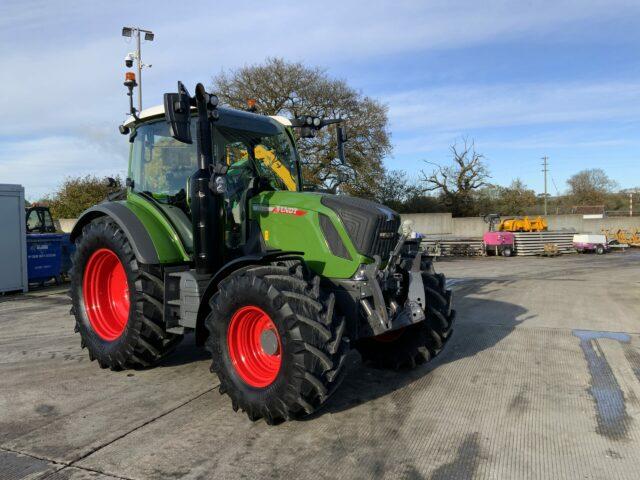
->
[159,334,210,367]
[313,278,534,418]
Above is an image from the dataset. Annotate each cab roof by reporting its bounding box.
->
[123,104,292,129]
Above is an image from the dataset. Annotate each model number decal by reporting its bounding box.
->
[253,205,307,216]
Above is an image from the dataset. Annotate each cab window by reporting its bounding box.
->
[130,121,197,202]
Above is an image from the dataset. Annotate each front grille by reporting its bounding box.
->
[370,216,400,259]
[321,194,400,260]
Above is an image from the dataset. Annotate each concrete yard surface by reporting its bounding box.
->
[1,252,640,479]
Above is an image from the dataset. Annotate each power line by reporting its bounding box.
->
[550,176,560,196]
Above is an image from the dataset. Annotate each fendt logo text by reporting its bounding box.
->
[253,205,307,217]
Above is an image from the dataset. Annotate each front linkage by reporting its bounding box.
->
[331,236,455,369]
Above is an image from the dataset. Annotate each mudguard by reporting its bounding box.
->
[195,250,303,345]
[70,202,159,264]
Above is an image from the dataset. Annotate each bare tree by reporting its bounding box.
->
[213,58,391,194]
[421,139,490,216]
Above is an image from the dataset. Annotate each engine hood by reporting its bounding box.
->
[320,194,401,259]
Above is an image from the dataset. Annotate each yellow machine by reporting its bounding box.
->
[499,216,548,232]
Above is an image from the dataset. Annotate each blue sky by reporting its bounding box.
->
[1,0,639,200]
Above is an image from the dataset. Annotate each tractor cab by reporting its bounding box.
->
[26,205,56,234]
[124,105,302,255]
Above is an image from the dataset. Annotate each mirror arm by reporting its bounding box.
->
[336,124,347,165]
[126,85,139,121]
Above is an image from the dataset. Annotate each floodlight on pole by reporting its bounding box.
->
[121,26,154,113]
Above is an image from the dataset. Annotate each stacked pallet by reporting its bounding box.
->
[420,237,484,257]
[513,231,576,256]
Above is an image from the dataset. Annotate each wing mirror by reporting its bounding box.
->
[163,81,193,144]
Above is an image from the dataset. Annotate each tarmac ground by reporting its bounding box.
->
[1,251,640,479]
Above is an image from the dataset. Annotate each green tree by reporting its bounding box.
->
[46,175,123,218]
[370,170,418,211]
[495,179,537,215]
[213,57,391,195]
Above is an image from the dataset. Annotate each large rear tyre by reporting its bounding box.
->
[205,261,349,424]
[355,261,455,369]
[70,217,182,370]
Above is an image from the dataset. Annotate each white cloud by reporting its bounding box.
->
[0,136,127,200]
[388,81,640,132]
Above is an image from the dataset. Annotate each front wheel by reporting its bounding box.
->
[356,263,455,369]
[205,261,348,423]
[70,217,182,369]
[502,246,513,257]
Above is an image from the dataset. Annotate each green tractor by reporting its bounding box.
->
[69,80,455,423]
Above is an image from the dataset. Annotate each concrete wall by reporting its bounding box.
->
[402,213,454,236]
[55,218,76,233]
[547,215,640,233]
[450,217,486,237]
[401,213,640,237]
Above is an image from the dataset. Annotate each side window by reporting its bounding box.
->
[130,121,197,199]
[26,210,40,232]
[43,210,54,230]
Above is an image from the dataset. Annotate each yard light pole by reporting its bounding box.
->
[122,26,154,113]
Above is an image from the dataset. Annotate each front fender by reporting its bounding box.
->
[194,250,303,345]
[70,202,159,264]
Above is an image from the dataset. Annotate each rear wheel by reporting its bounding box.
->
[595,244,605,255]
[502,246,513,257]
[356,260,455,369]
[70,217,182,369]
[205,261,348,423]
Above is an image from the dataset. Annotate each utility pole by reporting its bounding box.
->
[630,193,633,217]
[122,27,154,113]
[541,156,549,216]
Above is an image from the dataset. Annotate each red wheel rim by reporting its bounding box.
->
[227,306,282,388]
[374,327,406,343]
[82,248,130,341]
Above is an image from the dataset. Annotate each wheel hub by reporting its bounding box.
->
[227,306,282,388]
[82,248,130,341]
[260,329,280,356]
